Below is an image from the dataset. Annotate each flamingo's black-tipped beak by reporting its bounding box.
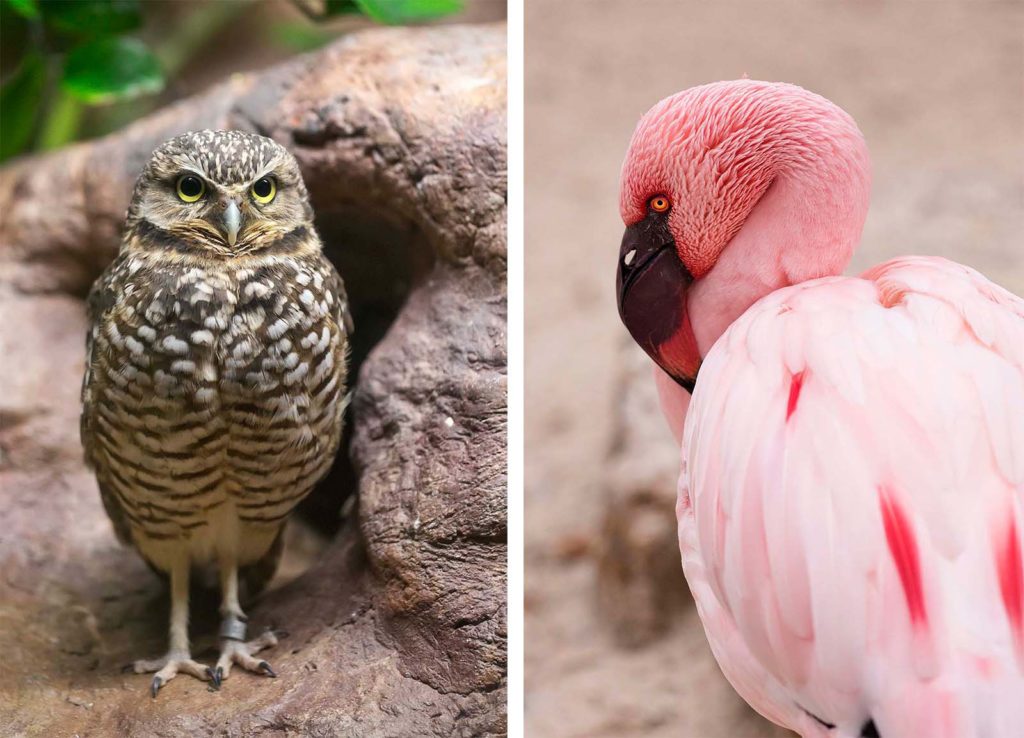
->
[616,211,701,392]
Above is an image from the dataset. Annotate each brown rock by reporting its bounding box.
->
[0,23,506,737]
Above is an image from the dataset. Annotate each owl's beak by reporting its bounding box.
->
[223,199,242,246]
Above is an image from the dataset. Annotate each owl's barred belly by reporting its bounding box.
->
[84,254,348,570]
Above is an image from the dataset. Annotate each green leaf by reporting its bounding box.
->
[353,0,462,24]
[0,52,46,161]
[41,0,140,35]
[6,0,39,19]
[323,0,360,14]
[62,36,163,104]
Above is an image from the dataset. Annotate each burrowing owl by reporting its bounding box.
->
[81,130,352,696]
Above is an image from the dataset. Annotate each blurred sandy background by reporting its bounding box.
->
[525,2,1024,736]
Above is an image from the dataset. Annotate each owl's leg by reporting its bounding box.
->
[132,555,214,697]
[210,557,279,686]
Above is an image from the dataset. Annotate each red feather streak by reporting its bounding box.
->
[996,514,1024,641]
[786,370,805,422]
[879,489,928,627]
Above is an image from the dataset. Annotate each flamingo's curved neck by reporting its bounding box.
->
[687,141,872,356]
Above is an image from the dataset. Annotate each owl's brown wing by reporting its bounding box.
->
[80,255,134,546]
[239,258,350,597]
[234,257,349,598]
[326,259,354,337]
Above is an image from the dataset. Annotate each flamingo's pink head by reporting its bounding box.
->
[616,80,869,390]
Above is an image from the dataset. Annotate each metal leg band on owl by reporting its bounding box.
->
[219,615,248,642]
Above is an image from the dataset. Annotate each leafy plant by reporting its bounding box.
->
[0,0,464,163]
[0,0,164,161]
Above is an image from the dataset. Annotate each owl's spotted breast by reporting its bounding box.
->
[81,248,351,567]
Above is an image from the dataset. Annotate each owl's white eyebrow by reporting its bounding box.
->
[167,159,207,181]
[174,151,206,171]
[251,163,280,183]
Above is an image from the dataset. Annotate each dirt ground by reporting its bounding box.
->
[524,2,1024,736]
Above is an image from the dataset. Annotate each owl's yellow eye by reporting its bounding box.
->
[251,176,276,204]
[649,195,670,213]
[176,174,205,203]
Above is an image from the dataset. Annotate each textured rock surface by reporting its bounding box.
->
[0,23,506,737]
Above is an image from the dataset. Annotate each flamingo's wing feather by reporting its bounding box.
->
[679,256,1024,738]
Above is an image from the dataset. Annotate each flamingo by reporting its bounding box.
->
[615,80,1024,738]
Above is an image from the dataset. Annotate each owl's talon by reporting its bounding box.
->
[132,652,212,695]
[206,666,220,689]
[215,626,280,681]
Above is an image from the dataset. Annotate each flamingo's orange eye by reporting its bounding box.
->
[649,195,670,213]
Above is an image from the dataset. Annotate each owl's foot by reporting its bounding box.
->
[211,627,279,686]
[130,651,214,698]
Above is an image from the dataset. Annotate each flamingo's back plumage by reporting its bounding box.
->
[678,256,1024,738]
